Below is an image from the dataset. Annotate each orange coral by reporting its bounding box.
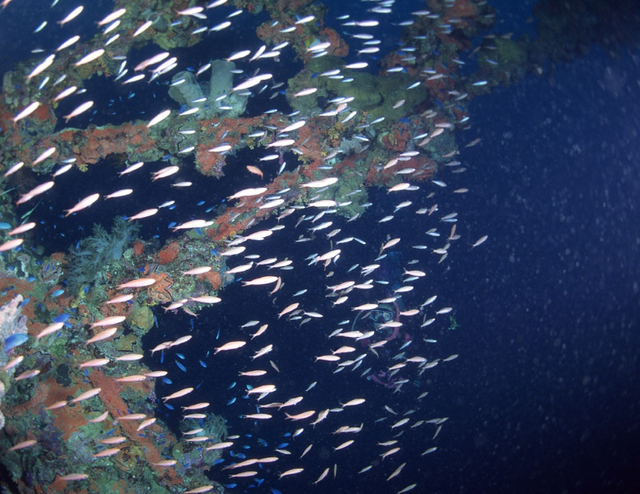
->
[443,0,477,18]
[25,122,157,170]
[88,370,183,486]
[197,269,222,290]
[320,27,350,58]
[132,241,145,257]
[0,277,36,322]
[145,272,175,304]
[156,241,180,265]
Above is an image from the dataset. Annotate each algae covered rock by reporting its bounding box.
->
[286,55,426,118]
[128,303,155,335]
[168,71,205,108]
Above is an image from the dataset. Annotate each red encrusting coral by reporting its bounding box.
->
[156,241,181,265]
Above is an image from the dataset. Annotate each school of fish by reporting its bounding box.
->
[0,0,492,493]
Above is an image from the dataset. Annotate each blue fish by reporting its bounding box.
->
[4,333,28,351]
[199,360,207,368]
[227,397,236,405]
[53,314,71,323]
[51,289,65,297]
[176,361,187,372]
[0,222,11,230]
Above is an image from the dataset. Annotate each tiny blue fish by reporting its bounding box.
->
[227,397,236,405]
[176,361,187,372]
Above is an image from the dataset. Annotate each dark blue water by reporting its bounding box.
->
[432,45,640,493]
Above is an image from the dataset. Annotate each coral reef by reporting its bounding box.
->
[0,295,28,373]
[65,217,140,294]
